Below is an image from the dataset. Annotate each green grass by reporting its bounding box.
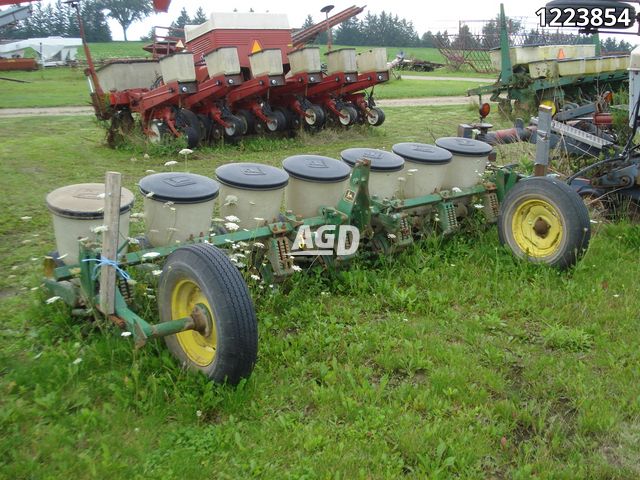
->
[0,68,478,109]
[0,68,89,108]
[1,107,640,478]
[376,78,484,99]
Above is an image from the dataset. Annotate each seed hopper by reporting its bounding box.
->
[43,138,592,383]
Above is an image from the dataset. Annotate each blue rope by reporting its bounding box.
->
[82,256,131,281]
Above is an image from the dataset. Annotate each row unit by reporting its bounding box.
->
[46,138,492,264]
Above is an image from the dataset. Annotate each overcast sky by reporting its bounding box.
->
[104,0,634,43]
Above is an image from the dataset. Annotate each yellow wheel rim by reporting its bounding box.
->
[540,99,557,116]
[511,199,564,259]
[171,279,217,366]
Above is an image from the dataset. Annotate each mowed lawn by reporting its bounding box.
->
[0,43,490,108]
[0,106,639,478]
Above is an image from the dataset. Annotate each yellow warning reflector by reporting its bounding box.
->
[251,40,263,54]
[176,40,185,50]
[557,48,565,59]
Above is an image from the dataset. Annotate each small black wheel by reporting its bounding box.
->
[265,110,287,132]
[274,106,299,131]
[498,176,591,269]
[304,104,326,129]
[235,109,254,134]
[222,115,245,138]
[367,107,385,126]
[210,124,224,143]
[148,120,168,144]
[338,105,358,126]
[175,108,202,148]
[197,114,214,144]
[159,243,258,384]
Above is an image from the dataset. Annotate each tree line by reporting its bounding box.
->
[1,3,634,55]
[1,0,112,42]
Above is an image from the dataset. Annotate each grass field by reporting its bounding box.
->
[1,105,640,478]
[0,68,482,109]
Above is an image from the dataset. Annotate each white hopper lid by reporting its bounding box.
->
[46,183,134,219]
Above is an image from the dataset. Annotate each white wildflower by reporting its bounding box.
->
[46,296,62,304]
[253,242,265,249]
[474,203,484,209]
[250,274,261,281]
[72,358,83,365]
[224,195,238,206]
[143,153,150,159]
[196,410,202,418]
[20,216,32,221]
[91,225,109,234]
[179,148,193,156]
[613,294,620,298]
[121,331,132,337]
[152,270,162,276]
[225,215,240,223]
[292,265,302,272]
[164,160,178,167]
[225,222,240,232]
[387,233,396,239]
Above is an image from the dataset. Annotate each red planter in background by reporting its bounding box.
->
[153,0,171,12]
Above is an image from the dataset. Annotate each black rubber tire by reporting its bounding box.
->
[339,105,358,126]
[159,244,258,384]
[235,109,255,134]
[498,176,591,269]
[197,114,214,144]
[175,108,201,148]
[274,106,300,131]
[367,107,386,127]
[303,104,326,129]
[222,115,245,138]
[266,110,287,132]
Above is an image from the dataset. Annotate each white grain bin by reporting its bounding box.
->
[282,155,352,218]
[341,148,404,200]
[356,48,388,72]
[288,47,322,75]
[326,48,357,75]
[46,183,134,265]
[159,52,196,83]
[204,47,241,78]
[391,143,452,198]
[435,137,493,190]
[216,163,289,225]
[249,48,284,77]
[138,173,220,247]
